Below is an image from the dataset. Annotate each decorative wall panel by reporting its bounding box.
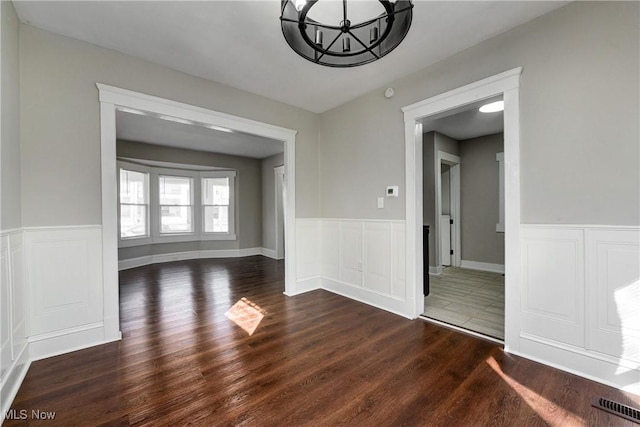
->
[521,227,584,347]
[587,229,640,364]
[25,227,103,336]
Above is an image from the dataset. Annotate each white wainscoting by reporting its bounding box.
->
[0,229,30,420]
[24,226,109,360]
[294,219,321,294]
[586,229,640,365]
[521,227,585,347]
[5,221,638,412]
[518,225,640,394]
[391,222,406,300]
[295,219,410,318]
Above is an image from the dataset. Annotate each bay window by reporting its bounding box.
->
[117,161,237,247]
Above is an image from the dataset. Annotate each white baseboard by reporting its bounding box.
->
[515,333,640,396]
[319,277,412,320]
[429,266,442,275]
[292,275,412,319]
[201,247,261,259]
[28,322,120,362]
[0,343,30,424]
[460,260,505,274]
[260,247,282,260]
[290,276,322,295]
[118,247,264,270]
[119,255,153,270]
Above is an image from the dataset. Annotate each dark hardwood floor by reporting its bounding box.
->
[6,256,640,426]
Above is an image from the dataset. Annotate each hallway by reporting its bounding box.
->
[423,267,504,340]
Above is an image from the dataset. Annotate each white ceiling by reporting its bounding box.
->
[420,95,503,140]
[13,0,568,114]
[116,110,284,159]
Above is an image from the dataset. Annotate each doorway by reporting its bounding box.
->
[97,84,298,342]
[402,68,522,348]
[440,164,454,267]
[420,101,506,340]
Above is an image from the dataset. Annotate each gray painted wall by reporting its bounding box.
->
[1,1,21,230]
[319,1,639,226]
[116,140,262,260]
[435,132,460,158]
[261,153,285,252]
[460,133,505,265]
[19,25,319,228]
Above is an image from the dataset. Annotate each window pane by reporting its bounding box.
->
[120,205,147,238]
[203,177,229,205]
[120,170,147,204]
[160,206,192,233]
[204,206,228,233]
[159,176,192,205]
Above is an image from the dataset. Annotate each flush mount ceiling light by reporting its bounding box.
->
[479,100,505,113]
[280,0,413,67]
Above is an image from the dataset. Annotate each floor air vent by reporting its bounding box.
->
[592,397,640,423]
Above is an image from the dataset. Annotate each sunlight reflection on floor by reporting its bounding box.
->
[486,356,585,426]
[225,297,266,335]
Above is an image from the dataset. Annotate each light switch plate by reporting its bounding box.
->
[377,197,384,208]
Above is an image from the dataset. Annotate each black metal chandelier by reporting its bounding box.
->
[280,0,413,67]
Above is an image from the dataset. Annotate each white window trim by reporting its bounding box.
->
[118,161,152,247]
[118,161,237,248]
[201,170,237,241]
[155,168,197,242]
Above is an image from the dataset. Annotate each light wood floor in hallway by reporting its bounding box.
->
[424,267,505,340]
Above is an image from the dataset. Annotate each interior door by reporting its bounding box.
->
[441,214,451,266]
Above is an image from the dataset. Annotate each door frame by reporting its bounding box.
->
[402,67,522,351]
[435,151,461,272]
[97,84,298,342]
[274,165,285,260]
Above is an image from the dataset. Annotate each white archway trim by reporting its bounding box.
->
[97,84,297,342]
[402,67,522,351]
